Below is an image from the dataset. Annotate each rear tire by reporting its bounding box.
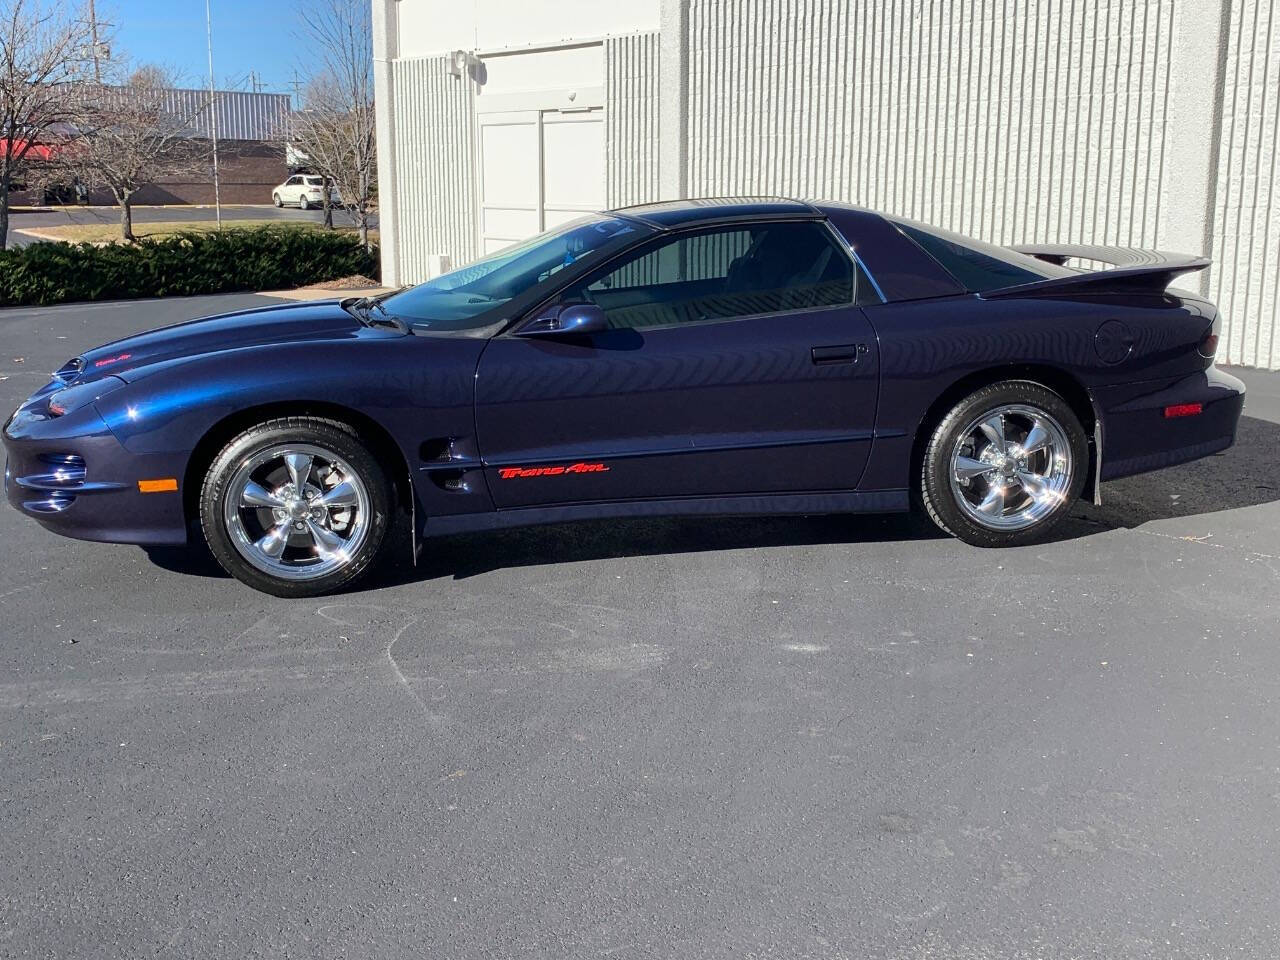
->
[199,417,393,597]
[299,195,311,211]
[919,381,1088,547]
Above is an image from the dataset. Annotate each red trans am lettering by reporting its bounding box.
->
[93,352,132,368]
[498,461,610,480]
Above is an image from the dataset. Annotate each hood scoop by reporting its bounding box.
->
[53,357,85,383]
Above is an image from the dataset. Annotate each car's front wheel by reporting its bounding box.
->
[272,192,283,208]
[919,381,1088,547]
[199,417,393,596]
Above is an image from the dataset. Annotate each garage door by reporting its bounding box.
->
[478,108,604,254]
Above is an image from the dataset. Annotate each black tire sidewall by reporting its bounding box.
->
[921,381,1088,547]
[199,418,392,597]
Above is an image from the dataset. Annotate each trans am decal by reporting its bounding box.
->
[498,462,610,479]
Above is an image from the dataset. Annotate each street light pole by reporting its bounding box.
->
[204,0,222,229]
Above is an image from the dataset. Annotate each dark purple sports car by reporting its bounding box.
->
[3,199,1245,596]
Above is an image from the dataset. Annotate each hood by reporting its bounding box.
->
[69,300,375,383]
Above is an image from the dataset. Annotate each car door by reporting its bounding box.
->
[283,175,303,204]
[473,219,881,508]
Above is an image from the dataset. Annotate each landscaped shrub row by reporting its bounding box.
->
[0,227,380,307]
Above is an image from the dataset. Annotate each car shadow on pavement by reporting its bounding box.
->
[1052,414,1280,540]
[143,415,1280,588]
[400,511,941,584]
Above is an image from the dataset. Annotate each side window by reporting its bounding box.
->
[554,221,855,330]
[896,222,1046,291]
[286,176,302,186]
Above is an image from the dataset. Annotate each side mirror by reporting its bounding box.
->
[519,303,608,337]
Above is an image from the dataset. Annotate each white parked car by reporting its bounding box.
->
[271,175,340,210]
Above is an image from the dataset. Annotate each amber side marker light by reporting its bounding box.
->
[1164,403,1203,419]
[138,478,178,493]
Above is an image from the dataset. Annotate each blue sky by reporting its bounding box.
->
[100,0,305,97]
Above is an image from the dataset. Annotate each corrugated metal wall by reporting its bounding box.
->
[383,0,1280,368]
[164,88,291,142]
[100,86,290,141]
[1211,0,1280,368]
[604,32,662,207]
[389,56,479,284]
[686,0,1176,250]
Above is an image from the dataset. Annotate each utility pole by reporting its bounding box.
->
[205,0,222,229]
[86,0,106,82]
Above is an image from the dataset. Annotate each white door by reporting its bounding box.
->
[477,107,604,253]
[478,111,541,255]
[541,109,605,230]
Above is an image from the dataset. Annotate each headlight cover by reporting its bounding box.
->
[48,376,126,417]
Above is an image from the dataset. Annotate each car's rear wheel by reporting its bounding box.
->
[199,417,392,596]
[299,195,311,210]
[920,381,1088,547]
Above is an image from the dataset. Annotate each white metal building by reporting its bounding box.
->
[373,0,1280,369]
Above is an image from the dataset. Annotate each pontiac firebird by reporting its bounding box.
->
[3,199,1245,596]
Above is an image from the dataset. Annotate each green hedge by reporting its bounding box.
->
[0,227,379,307]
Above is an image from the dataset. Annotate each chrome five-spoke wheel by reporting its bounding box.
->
[223,442,372,581]
[920,381,1088,547]
[948,404,1072,530]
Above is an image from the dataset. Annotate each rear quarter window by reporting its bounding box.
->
[895,221,1066,292]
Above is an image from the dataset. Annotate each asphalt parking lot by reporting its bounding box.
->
[2,294,1278,958]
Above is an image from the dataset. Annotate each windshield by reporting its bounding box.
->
[382,215,643,332]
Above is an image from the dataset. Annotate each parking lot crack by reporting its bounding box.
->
[384,614,450,730]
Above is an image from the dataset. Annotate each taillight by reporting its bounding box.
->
[1164,403,1203,419]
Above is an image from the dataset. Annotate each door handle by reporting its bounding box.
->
[811,343,864,365]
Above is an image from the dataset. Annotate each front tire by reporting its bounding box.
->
[272,192,283,208]
[920,381,1088,547]
[199,417,393,597]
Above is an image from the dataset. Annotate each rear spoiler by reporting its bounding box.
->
[980,244,1210,299]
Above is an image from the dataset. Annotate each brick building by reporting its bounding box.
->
[20,86,292,207]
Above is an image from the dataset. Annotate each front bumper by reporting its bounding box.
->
[4,389,189,546]
[1096,366,1246,481]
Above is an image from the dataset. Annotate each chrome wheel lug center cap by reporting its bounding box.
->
[226,444,371,581]
[948,404,1074,533]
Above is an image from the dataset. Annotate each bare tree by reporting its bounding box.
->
[0,0,95,249]
[290,0,376,248]
[60,64,210,240]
